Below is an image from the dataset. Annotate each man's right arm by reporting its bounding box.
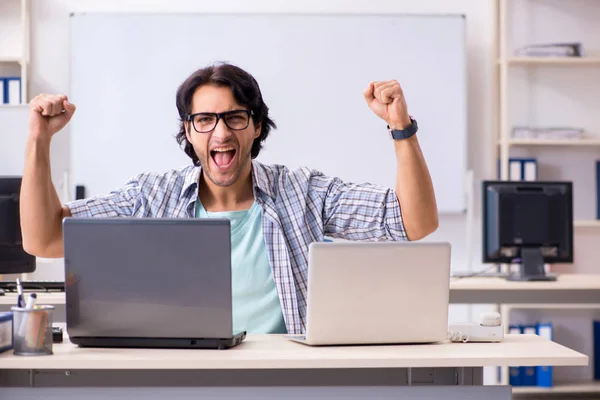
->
[20,138,72,258]
[20,94,76,258]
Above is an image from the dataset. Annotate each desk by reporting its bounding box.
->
[0,334,587,399]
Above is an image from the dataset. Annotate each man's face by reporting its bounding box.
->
[186,85,261,187]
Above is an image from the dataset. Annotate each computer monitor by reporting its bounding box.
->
[0,177,36,274]
[482,180,573,281]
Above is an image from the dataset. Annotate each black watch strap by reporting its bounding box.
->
[388,117,418,140]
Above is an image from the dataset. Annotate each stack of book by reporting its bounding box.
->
[512,126,585,140]
[514,42,584,57]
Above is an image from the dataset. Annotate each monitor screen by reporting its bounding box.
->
[0,177,36,274]
[483,181,573,264]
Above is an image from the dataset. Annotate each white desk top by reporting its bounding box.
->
[0,334,587,370]
[450,274,600,291]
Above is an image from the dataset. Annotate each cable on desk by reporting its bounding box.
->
[450,265,501,279]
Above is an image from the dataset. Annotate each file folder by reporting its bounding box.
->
[520,324,537,385]
[523,159,537,181]
[5,77,21,105]
[0,78,5,104]
[509,324,522,386]
[497,158,537,181]
[594,320,600,380]
[596,162,600,220]
[536,322,553,387]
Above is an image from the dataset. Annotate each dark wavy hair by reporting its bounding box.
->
[175,62,276,166]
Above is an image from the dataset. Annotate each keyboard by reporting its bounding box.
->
[0,280,65,292]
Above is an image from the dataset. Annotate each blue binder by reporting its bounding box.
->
[596,161,600,219]
[0,77,6,104]
[594,320,600,380]
[536,322,553,387]
[520,324,538,386]
[508,324,522,386]
[0,312,13,353]
[5,77,21,104]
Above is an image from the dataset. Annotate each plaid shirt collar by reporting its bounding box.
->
[179,160,276,201]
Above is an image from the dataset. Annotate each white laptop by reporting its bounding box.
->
[286,241,451,346]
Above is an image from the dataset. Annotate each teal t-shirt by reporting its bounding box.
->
[195,200,287,334]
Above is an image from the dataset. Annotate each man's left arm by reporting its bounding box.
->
[363,81,438,241]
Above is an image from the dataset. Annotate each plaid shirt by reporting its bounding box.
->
[66,160,407,334]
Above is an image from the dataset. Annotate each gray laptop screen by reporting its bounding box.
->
[63,218,233,339]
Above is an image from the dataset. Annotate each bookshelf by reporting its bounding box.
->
[495,0,600,393]
[497,0,600,217]
[497,0,600,181]
[0,0,30,104]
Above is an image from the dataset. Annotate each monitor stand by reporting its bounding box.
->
[507,247,557,281]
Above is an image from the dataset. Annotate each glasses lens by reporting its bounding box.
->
[224,111,250,130]
[193,114,217,133]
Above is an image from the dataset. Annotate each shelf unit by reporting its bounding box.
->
[497,0,600,182]
[0,0,30,104]
[495,0,600,393]
[500,303,600,392]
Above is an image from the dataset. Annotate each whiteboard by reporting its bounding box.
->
[70,13,467,213]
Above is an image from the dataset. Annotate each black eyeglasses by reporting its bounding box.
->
[187,110,254,133]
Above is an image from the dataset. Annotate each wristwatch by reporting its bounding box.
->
[388,117,418,140]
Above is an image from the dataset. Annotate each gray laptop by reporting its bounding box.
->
[62,217,246,349]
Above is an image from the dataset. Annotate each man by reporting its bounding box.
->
[20,63,438,335]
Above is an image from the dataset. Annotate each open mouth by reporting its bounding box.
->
[210,147,237,170]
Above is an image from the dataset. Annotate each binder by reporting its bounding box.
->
[509,160,522,181]
[520,324,538,385]
[5,77,21,105]
[523,159,537,181]
[596,161,600,220]
[508,325,522,386]
[497,158,537,181]
[594,320,600,380]
[0,78,5,104]
[536,323,553,387]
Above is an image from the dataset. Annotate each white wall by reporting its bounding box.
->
[25,0,496,322]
